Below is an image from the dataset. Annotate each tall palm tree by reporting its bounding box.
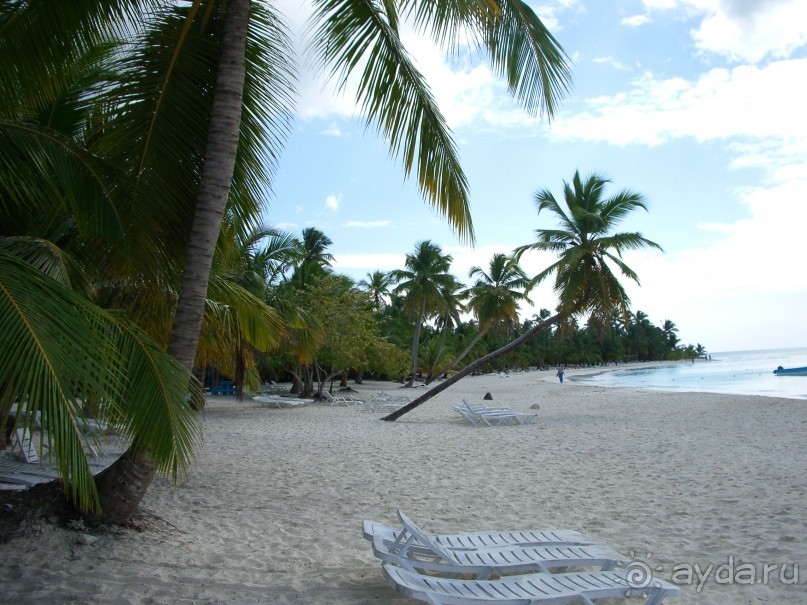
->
[292,227,335,287]
[358,270,392,311]
[661,319,679,350]
[384,171,662,420]
[426,275,468,381]
[0,0,296,520]
[389,241,454,386]
[518,172,663,320]
[2,0,572,521]
[104,0,570,519]
[430,252,530,382]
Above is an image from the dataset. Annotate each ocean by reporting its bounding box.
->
[577,347,807,400]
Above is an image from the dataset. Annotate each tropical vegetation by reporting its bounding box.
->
[0,0,574,522]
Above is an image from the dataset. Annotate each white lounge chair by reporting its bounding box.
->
[12,428,39,463]
[371,511,628,580]
[361,398,407,412]
[383,564,682,605]
[252,395,309,408]
[454,402,539,427]
[362,518,594,550]
[321,391,362,406]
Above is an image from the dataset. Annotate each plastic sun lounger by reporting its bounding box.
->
[362,399,407,412]
[362,518,596,550]
[454,402,539,427]
[12,428,39,463]
[252,395,310,408]
[322,392,362,406]
[371,511,628,580]
[382,564,682,605]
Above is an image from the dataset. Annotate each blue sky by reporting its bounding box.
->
[266,0,807,353]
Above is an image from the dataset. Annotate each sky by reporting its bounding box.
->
[265,0,807,354]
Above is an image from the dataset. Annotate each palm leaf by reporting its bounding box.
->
[0,250,200,511]
[311,0,473,243]
[0,120,121,242]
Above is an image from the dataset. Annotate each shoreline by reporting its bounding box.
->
[1,372,804,604]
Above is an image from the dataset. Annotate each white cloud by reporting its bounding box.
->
[622,14,652,27]
[552,58,807,180]
[325,193,341,212]
[622,177,806,350]
[532,0,585,32]
[344,220,392,228]
[592,56,633,71]
[320,123,346,137]
[639,0,807,63]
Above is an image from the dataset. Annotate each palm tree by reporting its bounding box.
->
[384,171,662,420]
[106,0,569,519]
[358,270,392,311]
[0,0,296,520]
[426,275,468,381]
[661,319,679,350]
[2,0,572,521]
[291,227,335,287]
[389,241,454,386]
[430,252,530,382]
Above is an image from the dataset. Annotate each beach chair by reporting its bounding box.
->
[455,402,539,427]
[371,511,628,580]
[382,564,682,605]
[364,398,407,412]
[362,517,595,550]
[12,428,39,463]
[322,391,352,406]
[253,395,309,408]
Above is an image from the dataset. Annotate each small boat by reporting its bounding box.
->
[773,366,807,376]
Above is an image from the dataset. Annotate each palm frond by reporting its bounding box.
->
[206,276,285,352]
[0,120,121,243]
[0,236,93,296]
[0,249,200,511]
[478,0,572,118]
[311,0,473,243]
[111,314,201,481]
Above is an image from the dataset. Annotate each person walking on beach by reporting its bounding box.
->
[556,367,565,383]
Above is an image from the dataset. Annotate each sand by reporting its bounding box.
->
[1,367,805,604]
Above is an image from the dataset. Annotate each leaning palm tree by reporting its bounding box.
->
[100,0,571,520]
[2,0,572,521]
[430,252,530,382]
[389,241,454,386]
[384,171,663,420]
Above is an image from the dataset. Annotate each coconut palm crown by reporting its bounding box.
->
[516,170,663,322]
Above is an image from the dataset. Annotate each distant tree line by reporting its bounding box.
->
[245,229,706,393]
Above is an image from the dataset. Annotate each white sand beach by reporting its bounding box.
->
[1,367,805,604]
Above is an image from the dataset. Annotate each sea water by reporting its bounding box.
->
[578,347,807,400]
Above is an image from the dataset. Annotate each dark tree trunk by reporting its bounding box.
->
[95,0,251,523]
[383,313,562,421]
[93,449,158,524]
[407,301,426,387]
[290,370,303,394]
[426,331,483,384]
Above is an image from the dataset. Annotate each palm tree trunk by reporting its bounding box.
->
[96,0,251,523]
[426,324,449,381]
[427,330,484,384]
[407,301,426,387]
[383,313,562,421]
